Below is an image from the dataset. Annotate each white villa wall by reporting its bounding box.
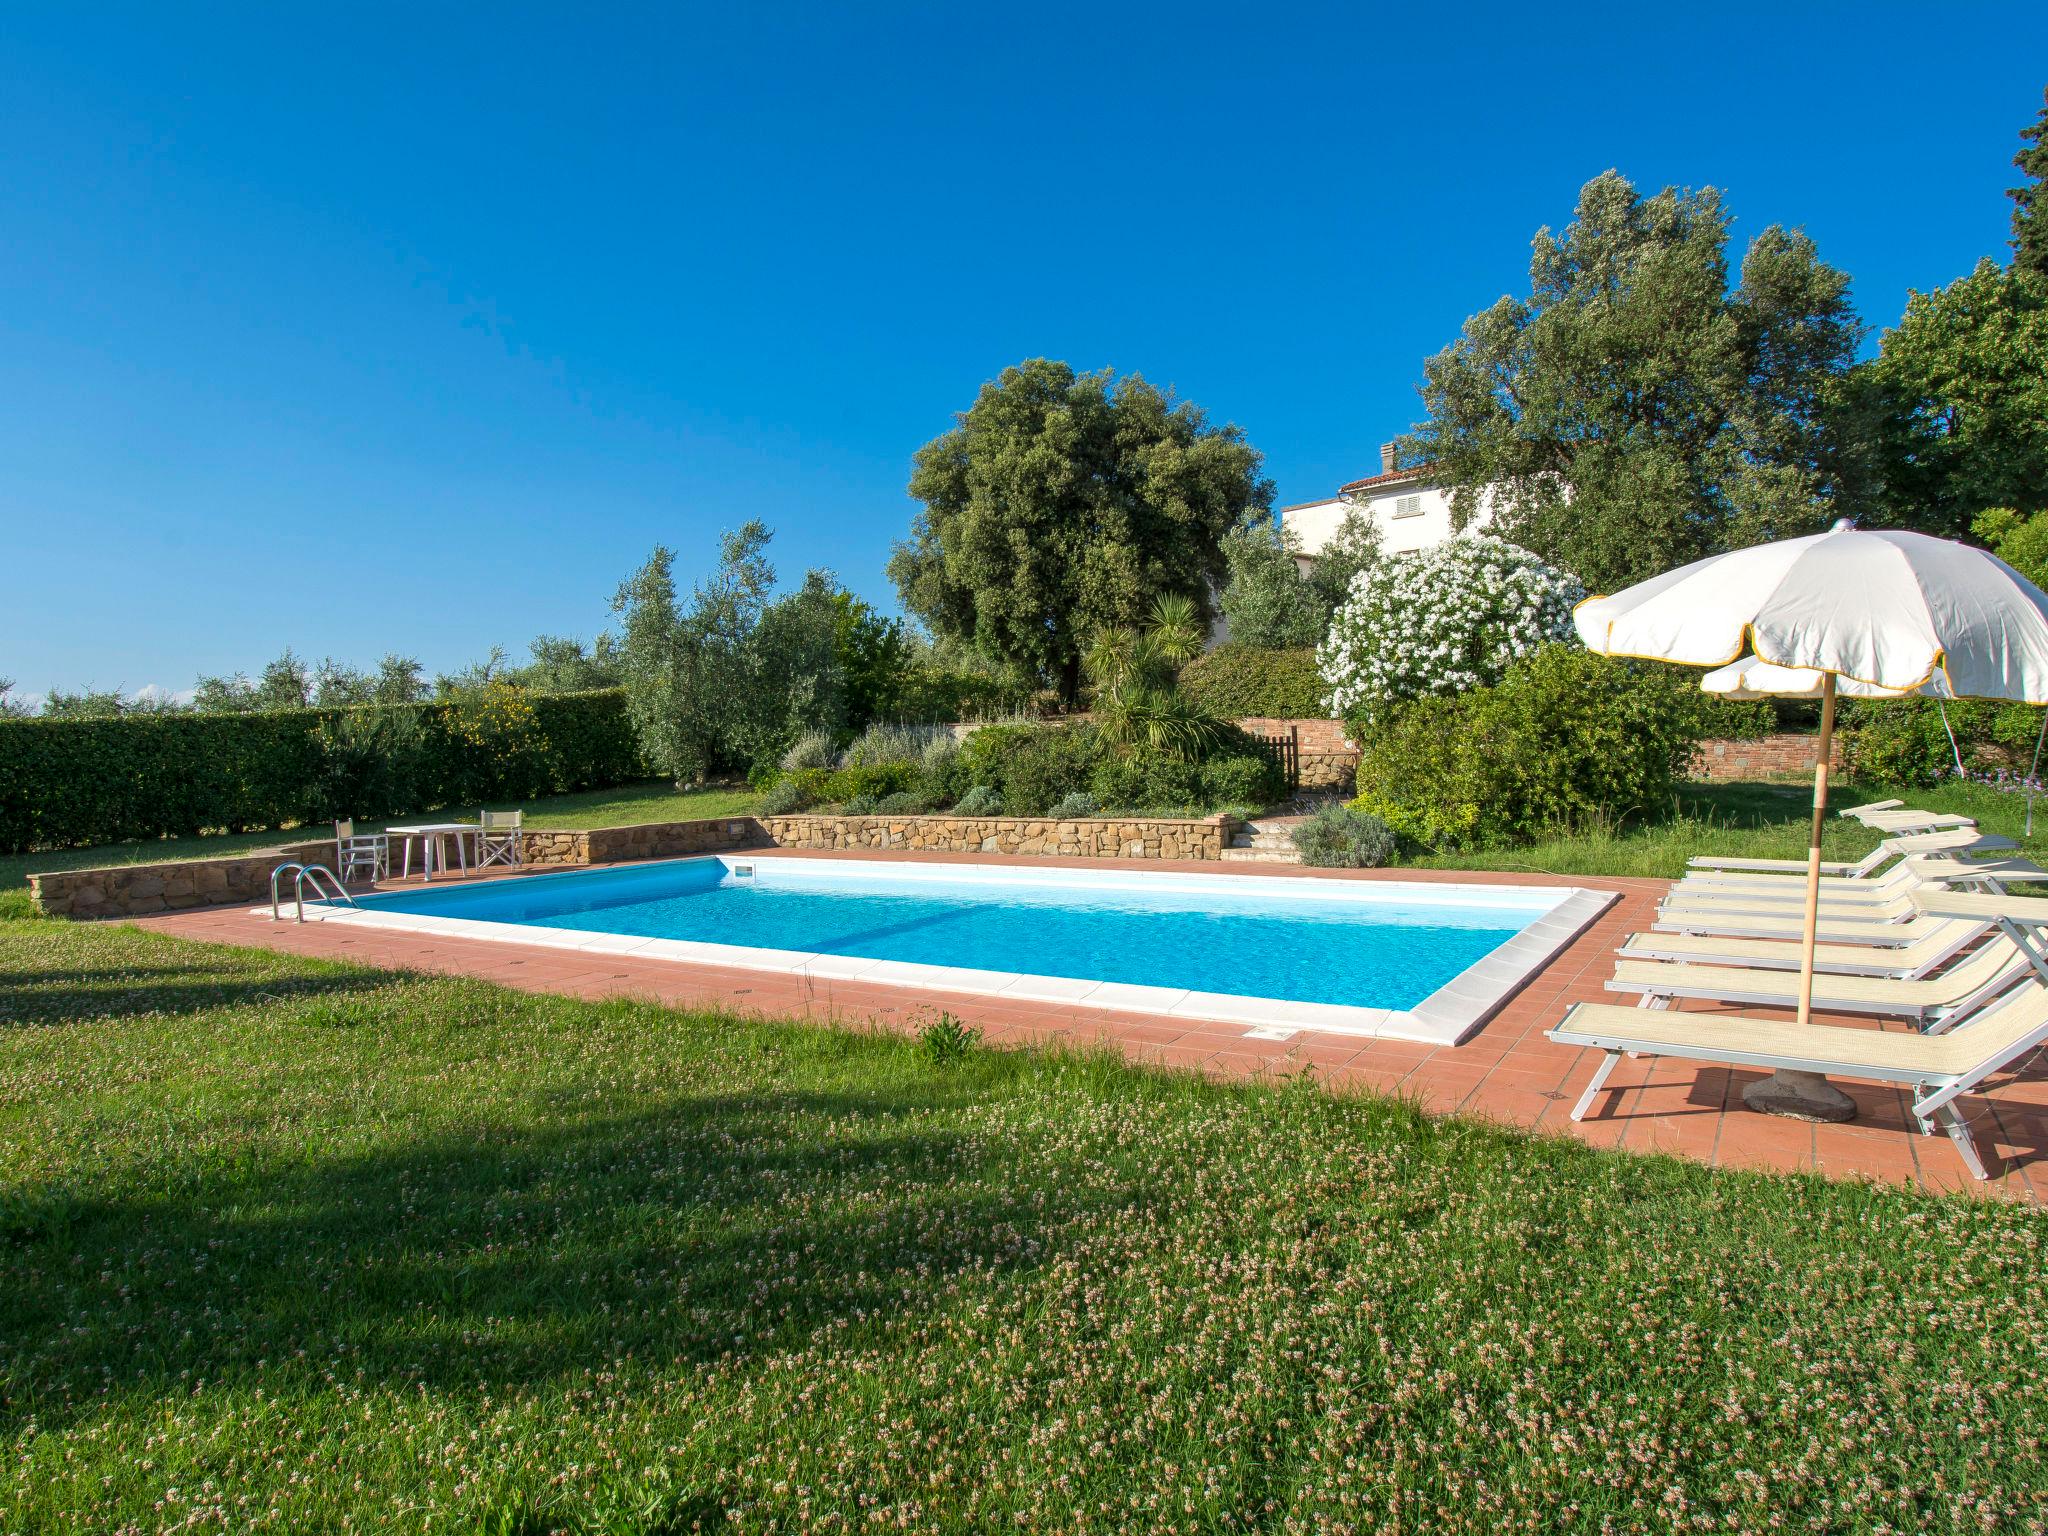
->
[1281,479,1492,573]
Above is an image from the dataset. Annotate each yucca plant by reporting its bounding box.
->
[1084,594,1222,758]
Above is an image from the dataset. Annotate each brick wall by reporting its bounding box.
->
[1233,717,1359,791]
[1688,733,1837,782]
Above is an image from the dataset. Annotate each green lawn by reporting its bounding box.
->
[1402,777,2048,880]
[2,918,2045,1530]
[0,780,760,893]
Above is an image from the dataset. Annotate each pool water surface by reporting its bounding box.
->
[354,856,1563,1013]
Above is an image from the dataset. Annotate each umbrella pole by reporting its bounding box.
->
[1744,673,1857,1123]
[1796,672,1836,1028]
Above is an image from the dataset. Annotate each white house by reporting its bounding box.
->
[1280,443,1491,574]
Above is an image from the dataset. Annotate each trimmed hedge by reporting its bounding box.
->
[0,688,644,854]
[1176,645,1327,720]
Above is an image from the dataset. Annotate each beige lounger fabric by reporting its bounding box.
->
[1688,828,2003,877]
[1621,920,1983,974]
[1555,988,2048,1079]
[1655,909,1946,941]
[1911,890,2048,922]
[1858,811,1975,833]
[1682,837,2013,889]
[1661,859,2042,917]
[1607,936,2026,1016]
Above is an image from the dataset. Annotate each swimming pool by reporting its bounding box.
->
[308,856,1614,1044]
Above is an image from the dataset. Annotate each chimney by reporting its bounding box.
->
[1379,442,1398,474]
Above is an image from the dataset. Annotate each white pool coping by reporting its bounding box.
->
[264,854,1617,1047]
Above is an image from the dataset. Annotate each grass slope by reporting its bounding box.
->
[0,781,761,894]
[2,916,2045,1531]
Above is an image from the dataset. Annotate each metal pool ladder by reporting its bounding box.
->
[269,863,358,923]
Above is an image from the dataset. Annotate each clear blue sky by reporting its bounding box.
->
[4,3,2044,700]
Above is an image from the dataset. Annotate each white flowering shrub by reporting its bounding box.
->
[1318,535,1584,719]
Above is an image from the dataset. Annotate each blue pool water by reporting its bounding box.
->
[355,859,1553,1010]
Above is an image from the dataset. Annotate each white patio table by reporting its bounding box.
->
[385,822,479,882]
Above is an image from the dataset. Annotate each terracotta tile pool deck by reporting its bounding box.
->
[130,850,2048,1201]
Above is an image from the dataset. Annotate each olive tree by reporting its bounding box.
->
[889,359,1271,701]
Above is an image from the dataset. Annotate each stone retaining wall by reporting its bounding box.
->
[522,818,765,866]
[760,813,1232,861]
[519,829,593,866]
[29,839,337,920]
[32,810,1238,919]
[28,819,767,920]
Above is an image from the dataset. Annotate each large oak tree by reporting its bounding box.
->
[1403,171,1862,592]
[889,359,1271,701]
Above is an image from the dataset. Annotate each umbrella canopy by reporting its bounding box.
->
[1575,522,2048,1122]
[1701,654,1955,701]
[1576,523,2048,703]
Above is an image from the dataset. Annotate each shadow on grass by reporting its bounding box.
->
[0,1085,1099,1437]
[1675,781,1815,826]
[0,961,396,1028]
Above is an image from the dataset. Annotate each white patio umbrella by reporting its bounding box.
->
[1576,522,2048,1119]
[1701,655,1956,702]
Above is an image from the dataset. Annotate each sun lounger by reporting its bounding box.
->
[1853,809,1977,834]
[1671,849,2019,904]
[1549,982,2048,1178]
[1909,889,2048,925]
[1907,890,2048,994]
[1660,858,2043,920]
[1606,933,2038,1029]
[1685,828,2009,879]
[1619,917,1989,978]
[1653,908,1950,944]
[1841,798,1905,818]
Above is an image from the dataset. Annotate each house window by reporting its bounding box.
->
[1391,494,1423,519]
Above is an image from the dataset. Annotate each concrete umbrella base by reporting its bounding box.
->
[1743,1068,1859,1124]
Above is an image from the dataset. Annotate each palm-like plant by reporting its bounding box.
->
[1084,595,1223,758]
[1146,594,1203,668]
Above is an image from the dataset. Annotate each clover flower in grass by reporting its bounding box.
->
[1317,533,1582,720]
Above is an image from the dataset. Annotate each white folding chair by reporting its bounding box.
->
[475,809,523,870]
[334,819,389,885]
